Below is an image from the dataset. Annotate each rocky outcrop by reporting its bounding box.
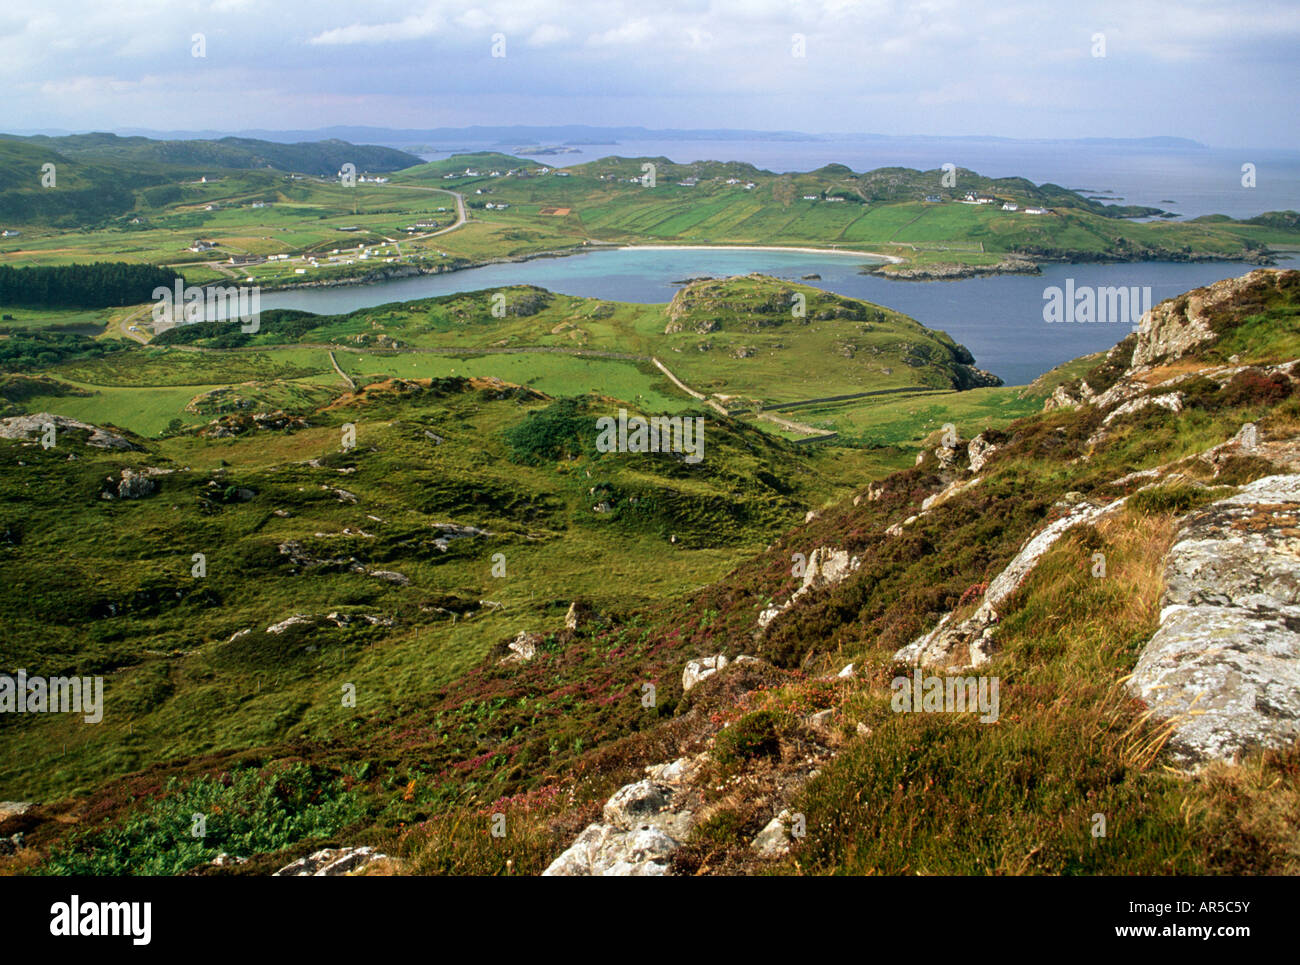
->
[1129,270,1293,368]
[273,846,388,876]
[1101,391,1184,427]
[751,809,795,858]
[758,547,861,629]
[565,601,595,632]
[681,653,760,692]
[499,630,543,665]
[1127,474,1300,765]
[277,540,410,585]
[967,433,999,473]
[542,760,703,876]
[895,493,1129,670]
[0,413,138,450]
[430,522,490,551]
[101,467,162,500]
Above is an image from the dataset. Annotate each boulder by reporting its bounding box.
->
[683,654,729,691]
[499,630,543,665]
[751,810,793,858]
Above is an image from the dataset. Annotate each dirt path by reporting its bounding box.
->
[328,351,357,390]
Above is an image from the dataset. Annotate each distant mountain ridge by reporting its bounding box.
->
[3,126,1213,152]
[1,132,422,176]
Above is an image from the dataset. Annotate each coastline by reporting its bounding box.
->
[245,240,901,295]
[618,243,903,264]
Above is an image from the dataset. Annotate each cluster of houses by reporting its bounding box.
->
[947,193,1049,214]
[442,166,564,180]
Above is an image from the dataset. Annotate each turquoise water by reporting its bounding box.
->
[258,247,1288,386]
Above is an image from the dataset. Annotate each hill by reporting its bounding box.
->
[0,269,1297,875]
[5,132,422,177]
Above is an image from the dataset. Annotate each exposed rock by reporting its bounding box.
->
[967,433,999,473]
[895,495,1129,670]
[1044,382,1096,412]
[499,630,543,664]
[1128,474,1300,765]
[683,654,729,691]
[565,600,594,632]
[646,756,703,785]
[1101,391,1184,427]
[681,653,761,691]
[1129,271,1291,368]
[542,777,696,876]
[921,475,982,512]
[101,468,160,500]
[430,522,490,551]
[758,546,861,629]
[0,413,138,450]
[273,846,388,876]
[751,810,793,858]
[266,614,314,635]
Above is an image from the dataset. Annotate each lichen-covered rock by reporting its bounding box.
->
[682,654,728,691]
[542,776,696,876]
[1101,392,1184,427]
[102,468,160,500]
[1128,474,1300,765]
[1129,270,1292,368]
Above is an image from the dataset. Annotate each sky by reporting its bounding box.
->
[0,0,1297,148]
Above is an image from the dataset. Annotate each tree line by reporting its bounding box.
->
[0,262,181,309]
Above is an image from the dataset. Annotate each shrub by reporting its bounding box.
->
[713,709,784,763]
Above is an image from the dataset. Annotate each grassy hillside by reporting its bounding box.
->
[0,281,1005,441]
[1,271,1294,877]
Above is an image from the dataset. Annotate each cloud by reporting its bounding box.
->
[308,13,440,46]
[527,23,570,47]
[587,18,654,47]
